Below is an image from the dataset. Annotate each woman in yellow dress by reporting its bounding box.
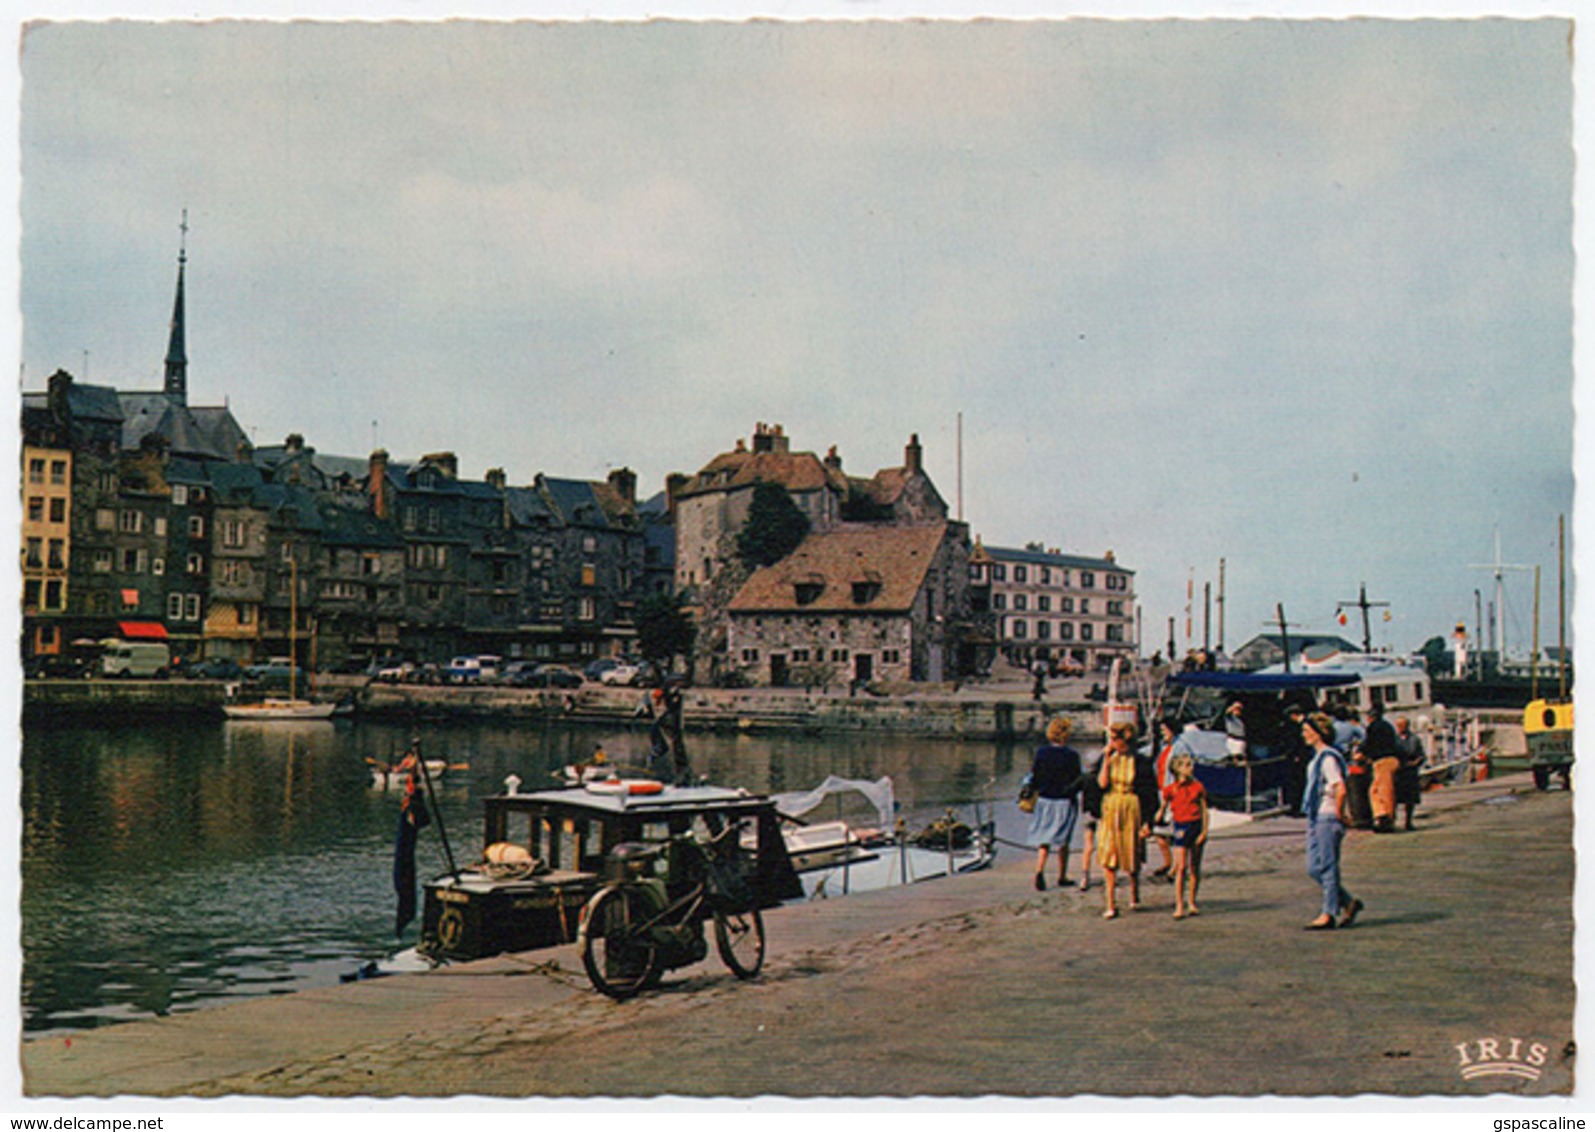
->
[1096,721,1148,918]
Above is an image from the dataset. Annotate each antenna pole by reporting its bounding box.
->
[1531,565,1542,699]
[956,411,963,523]
[1216,558,1226,652]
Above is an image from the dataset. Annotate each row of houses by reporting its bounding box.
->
[23,369,664,670]
[21,245,1140,683]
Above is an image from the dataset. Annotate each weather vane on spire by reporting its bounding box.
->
[179,208,189,263]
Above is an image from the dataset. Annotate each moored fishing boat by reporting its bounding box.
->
[1164,650,1456,811]
[415,783,802,963]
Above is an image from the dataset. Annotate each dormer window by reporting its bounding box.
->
[794,574,825,606]
[850,569,883,605]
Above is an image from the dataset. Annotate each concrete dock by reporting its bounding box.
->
[21,772,1574,1099]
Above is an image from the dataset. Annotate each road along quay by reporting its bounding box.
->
[22,772,1573,1099]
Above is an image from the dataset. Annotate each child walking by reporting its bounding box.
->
[1156,752,1209,919]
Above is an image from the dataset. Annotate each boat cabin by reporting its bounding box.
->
[1297,650,1431,715]
[420,784,803,962]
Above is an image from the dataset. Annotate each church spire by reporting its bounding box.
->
[163,209,188,404]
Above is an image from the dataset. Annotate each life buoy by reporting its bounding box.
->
[484,841,533,864]
[585,778,664,796]
[437,907,466,951]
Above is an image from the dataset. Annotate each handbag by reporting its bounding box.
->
[1017,775,1038,814]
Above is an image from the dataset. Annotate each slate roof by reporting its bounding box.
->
[319,500,405,548]
[206,462,267,503]
[22,380,124,424]
[504,484,559,528]
[253,443,371,486]
[984,544,1133,575]
[389,461,503,500]
[66,382,126,422]
[118,393,246,460]
[541,476,626,530]
[728,524,947,615]
[252,482,326,532]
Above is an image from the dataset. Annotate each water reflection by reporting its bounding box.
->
[22,717,1029,1035]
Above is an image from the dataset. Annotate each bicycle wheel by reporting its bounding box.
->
[713,906,765,979]
[580,886,660,999]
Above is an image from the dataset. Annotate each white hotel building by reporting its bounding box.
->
[973,543,1137,672]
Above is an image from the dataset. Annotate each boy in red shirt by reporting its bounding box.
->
[1156,752,1210,920]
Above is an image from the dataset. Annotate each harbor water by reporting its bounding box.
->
[21,716,1030,1036]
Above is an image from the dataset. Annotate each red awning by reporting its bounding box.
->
[118,621,169,641]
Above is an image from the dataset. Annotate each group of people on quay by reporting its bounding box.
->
[1023,716,1210,921]
[1022,697,1426,930]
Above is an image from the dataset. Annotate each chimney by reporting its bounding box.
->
[285,433,304,453]
[485,467,507,490]
[1104,550,1116,563]
[608,466,637,506]
[751,422,773,454]
[422,451,458,479]
[47,369,72,419]
[665,472,690,518]
[369,448,390,519]
[905,433,923,474]
[824,445,843,472]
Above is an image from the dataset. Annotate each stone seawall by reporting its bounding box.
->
[23,677,1106,741]
[351,680,1104,741]
[23,678,234,719]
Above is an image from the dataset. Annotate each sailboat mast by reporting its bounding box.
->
[1531,564,1542,699]
[289,550,298,701]
[1495,529,1506,669]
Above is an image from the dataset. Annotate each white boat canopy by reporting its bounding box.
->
[769,775,896,830]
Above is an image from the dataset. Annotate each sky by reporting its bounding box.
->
[12,11,1577,658]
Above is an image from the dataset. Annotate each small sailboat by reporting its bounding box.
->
[222,550,337,721]
[224,697,339,722]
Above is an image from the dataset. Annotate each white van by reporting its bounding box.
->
[445,655,502,684]
[100,639,171,679]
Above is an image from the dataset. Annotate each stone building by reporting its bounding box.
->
[725,522,973,687]
[499,469,645,664]
[672,422,949,593]
[203,464,271,664]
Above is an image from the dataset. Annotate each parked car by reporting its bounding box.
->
[599,662,642,687]
[406,663,445,685]
[584,657,621,683]
[499,659,543,686]
[373,658,414,683]
[183,657,247,681]
[23,653,92,679]
[245,658,307,686]
[322,656,373,676]
[524,664,583,689]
